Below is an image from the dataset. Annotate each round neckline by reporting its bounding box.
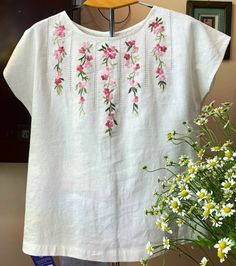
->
[62,5,157,41]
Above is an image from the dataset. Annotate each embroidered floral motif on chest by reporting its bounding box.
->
[52,16,167,136]
[149,17,167,90]
[76,42,94,115]
[53,23,67,95]
[98,43,119,137]
[124,40,141,114]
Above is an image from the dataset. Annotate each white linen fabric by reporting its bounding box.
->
[3,5,230,262]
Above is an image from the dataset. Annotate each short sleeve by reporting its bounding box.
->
[3,26,36,115]
[191,19,231,102]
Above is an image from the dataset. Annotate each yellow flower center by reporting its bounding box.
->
[177,175,182,182]
[219,241,227,249]
[185,175,191,182]
[177,218,183,224]
[209,161,217,167]
[217,248,225,259]
[225,151,232,158]
[171,201,178,209]
[188,166,195,174]
[198,149,203,157]
[207,203,214,209]
[180,190,188,198]
[198,192,205,199]
[203,209,210,217]
[170,184,175,192]
[224,182,231,189]
[223,206,231,213]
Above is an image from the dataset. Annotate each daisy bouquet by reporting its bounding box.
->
[141,102,236,265]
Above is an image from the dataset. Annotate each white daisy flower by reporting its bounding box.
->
[179,185,191,200]
[196,189,208,202]
[211,214,223,228]
[161,222,173,234]
[146,241,154,256]
[184,174,192,183]
[176,217,184,227]
[221,179,235,191]
[202,201,216,219]
[221,203,235,217]
[197,149,205,159]
[178,155,189,166]
[214,237,234,262]
[188,162,196,175]
[155,219,162,229]
[194,116,208,126]
[163,236,170,250]
[223,190,233,201]
[200,256,208,266]
[170,197,181,213]
[211,146,220,152]
[223,150,234,161]
[206,157,219,169]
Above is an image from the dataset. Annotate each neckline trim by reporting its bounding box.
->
[62,5,157,40]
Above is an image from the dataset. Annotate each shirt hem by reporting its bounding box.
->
[22,242,148,262]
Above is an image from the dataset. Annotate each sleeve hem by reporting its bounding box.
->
[201,35,231,103]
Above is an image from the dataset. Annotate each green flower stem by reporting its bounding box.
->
[201,125,218,146]
[177,216,209,239]
[144,166,178,177]
[171,244,199,264]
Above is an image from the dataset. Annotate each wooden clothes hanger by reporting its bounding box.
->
[67,0,154,37]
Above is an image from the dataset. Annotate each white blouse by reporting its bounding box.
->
[3,5,230,262]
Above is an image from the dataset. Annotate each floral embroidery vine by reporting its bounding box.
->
[53,22,67,95]
[149,17,167,90]
[124,40,141,114]
[98,43,118,137]
[76,42,94,115]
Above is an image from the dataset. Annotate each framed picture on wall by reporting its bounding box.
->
[186,1,232,59]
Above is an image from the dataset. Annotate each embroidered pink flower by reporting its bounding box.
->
[133,95,139,103]
[108,113,115,120]
[156,67,164,75]
[149,17,167,90]
[79,96,85,104]
[134,63,141,71]
[103,45,117,59]
[101,74,109,81]
[154,25,165,34]
[127,40,136,47]
[124,53,131,60]
[76,42,94,115]
[99,43,119,67]
[105,120,113,128]
[54,76,62,85]
[54,24,65,37]
[53,22,67,95]
[76,64,84,72]
[98,43,119,136]
[78,81,86,89]
[124,39,141,114]
[154,43,167,56]
[53,46,65,60]
[150,21,159,29]
[129,79,137,87]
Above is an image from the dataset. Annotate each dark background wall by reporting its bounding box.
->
[0,0,73,162]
